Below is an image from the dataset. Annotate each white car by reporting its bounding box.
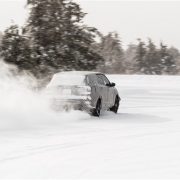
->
[46,71,121,116]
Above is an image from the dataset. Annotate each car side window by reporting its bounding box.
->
[96,74,110,86]
[96,74,107,86]
[97,76,104,85]
[101,75,110,85]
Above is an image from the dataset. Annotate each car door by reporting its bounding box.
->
[100,74,115,107]
[86,74,98,107]
[96,74,109,109]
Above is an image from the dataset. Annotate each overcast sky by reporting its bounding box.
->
[0,0,180,49]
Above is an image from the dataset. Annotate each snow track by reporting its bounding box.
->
[1,74,180,179]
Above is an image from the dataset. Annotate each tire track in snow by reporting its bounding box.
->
[0,142,88,163]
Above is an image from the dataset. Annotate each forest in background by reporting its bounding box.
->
[0,0,180,83]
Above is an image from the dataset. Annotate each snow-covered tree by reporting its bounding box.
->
[25,0,103,76]
[144,39,161,74]
[124,44,137,74]
[0,31,2,46]
[0,25,32,71]
[95,32,125,73]
[168,47,180,74]
[135,39,147,74]
[159,42,177,74]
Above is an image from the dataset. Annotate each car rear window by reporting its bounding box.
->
[86,74,98,85]
[48,74,86,87]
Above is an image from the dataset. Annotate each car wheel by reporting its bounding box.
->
[93,99,101,117]
[110,96,119,113]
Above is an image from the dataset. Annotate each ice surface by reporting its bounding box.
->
[0,64,180,179]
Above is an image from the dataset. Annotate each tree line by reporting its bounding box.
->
[94,33,180,75]
[0,0,180,81]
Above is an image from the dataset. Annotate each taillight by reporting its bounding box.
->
[72,86,91,95]
[83,86,91,94]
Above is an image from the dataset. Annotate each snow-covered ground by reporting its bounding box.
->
[1,73,180,179]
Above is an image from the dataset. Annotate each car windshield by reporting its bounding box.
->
[47,74,86,87]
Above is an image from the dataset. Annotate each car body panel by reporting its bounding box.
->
[46,71,120,113]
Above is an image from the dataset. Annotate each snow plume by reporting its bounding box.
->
[0,61,88,130]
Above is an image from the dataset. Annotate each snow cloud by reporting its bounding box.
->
[0,61,88,130]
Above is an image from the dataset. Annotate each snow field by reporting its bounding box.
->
[0,66,180,179]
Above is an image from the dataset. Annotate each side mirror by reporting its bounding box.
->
[110,82,116,87]
[106,82,115,87]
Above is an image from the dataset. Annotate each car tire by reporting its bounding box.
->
[92,99,101,117]
[110,96,119,113]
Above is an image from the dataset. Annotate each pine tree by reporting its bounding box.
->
[135,39,147,74]
[145,39,160,74]
[95,32,125,73]
[25,0,103,76]
[0,31,2,46]
[0,25,32,72]
[159,42,177,74]
[124,44,137,74]
[168,47,180,74]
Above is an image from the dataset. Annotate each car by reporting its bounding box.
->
[46,71,121,116]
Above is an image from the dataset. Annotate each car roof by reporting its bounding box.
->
[54,71,102,76]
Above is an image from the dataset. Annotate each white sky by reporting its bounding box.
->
[0,0,180,49]
[0,0,27,30]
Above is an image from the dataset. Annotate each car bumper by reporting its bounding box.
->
[50,98,94,112]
